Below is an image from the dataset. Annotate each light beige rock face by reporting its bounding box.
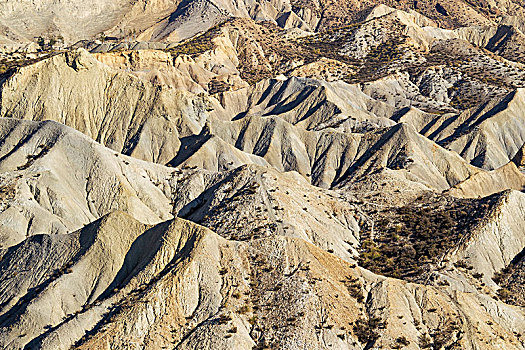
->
[444,190,525,288]
[0,117,174,248]
[1,51,492,193]
[0,0,186,47]
[364,81,525,171]
[2,114,524,350]
[1,0,524,51]
[0,0,133,44]
[209,77,396,130]
[0,211,523,350]
[0,49,210,164]
[202,115,480,191]
[116,0,525,44]
[173,164,361,261]
[441,89,525,170]
[92,48,249,95]
[447,162,525,198]
[3,2,525,349]
[0,117,363,264]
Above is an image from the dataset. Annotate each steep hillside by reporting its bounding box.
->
[2,0,525,49]
[1,1,525,349]
[0,49,209,164]
[1,211,524,350]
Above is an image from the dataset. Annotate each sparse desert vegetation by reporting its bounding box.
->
[0,0,525,349]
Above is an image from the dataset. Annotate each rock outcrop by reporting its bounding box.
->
[0,117,174,248]
[1,2,525,349]
[0,49,209,164]
[1,211,524,350]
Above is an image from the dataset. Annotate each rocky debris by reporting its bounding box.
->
[174,164,360,261]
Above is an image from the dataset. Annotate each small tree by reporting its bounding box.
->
[37,36,46,49]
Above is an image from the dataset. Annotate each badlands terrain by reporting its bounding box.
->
[2,0,525,349]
